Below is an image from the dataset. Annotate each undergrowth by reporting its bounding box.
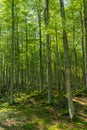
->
[0,91,87,130]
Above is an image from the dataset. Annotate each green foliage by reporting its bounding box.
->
[0,0,87,127]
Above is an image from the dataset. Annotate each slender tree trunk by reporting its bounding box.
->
[83,0,87,88]
[36,2,43,93]
[2,54,5,88]
[55,25,60,94]
[45,0,52,103]
[25,22,29,93]
[16,19,20,95]
[10,0,15,104]
[0,26,2,96]
[39,16,43,93]
[6,38,10,96]
[72,25,78,90]
[80,10,86,86]
[6,65,9,95]
[20,31,24,92]
[59,0,75,119]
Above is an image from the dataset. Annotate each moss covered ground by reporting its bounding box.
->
[0,92,87,130]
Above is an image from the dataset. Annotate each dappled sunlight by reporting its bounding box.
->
[0,109,8,113]
[2,118,20,127]
[0,95,87,130]
[73,97,87,124]
[78,113,87,122]
[73,97,87,106]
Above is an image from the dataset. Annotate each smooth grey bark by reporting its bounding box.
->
[59,0,75,119]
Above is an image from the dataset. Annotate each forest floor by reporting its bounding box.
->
[0,92,87,130]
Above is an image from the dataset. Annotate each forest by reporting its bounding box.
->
[0,0,87,129]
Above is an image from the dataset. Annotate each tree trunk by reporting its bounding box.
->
[16,18,20,95]
[59,0,75,119]
[80,10,86,86]
[10,0,15,104]
[25,22,30,93]
[72,25,78,90]
[36,1,43,93]
[55,25,60,94]
[45,0,52,103]
[83,0,87,88]
[0,26,2,96]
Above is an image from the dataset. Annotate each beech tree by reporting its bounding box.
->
[59,0,75,119]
